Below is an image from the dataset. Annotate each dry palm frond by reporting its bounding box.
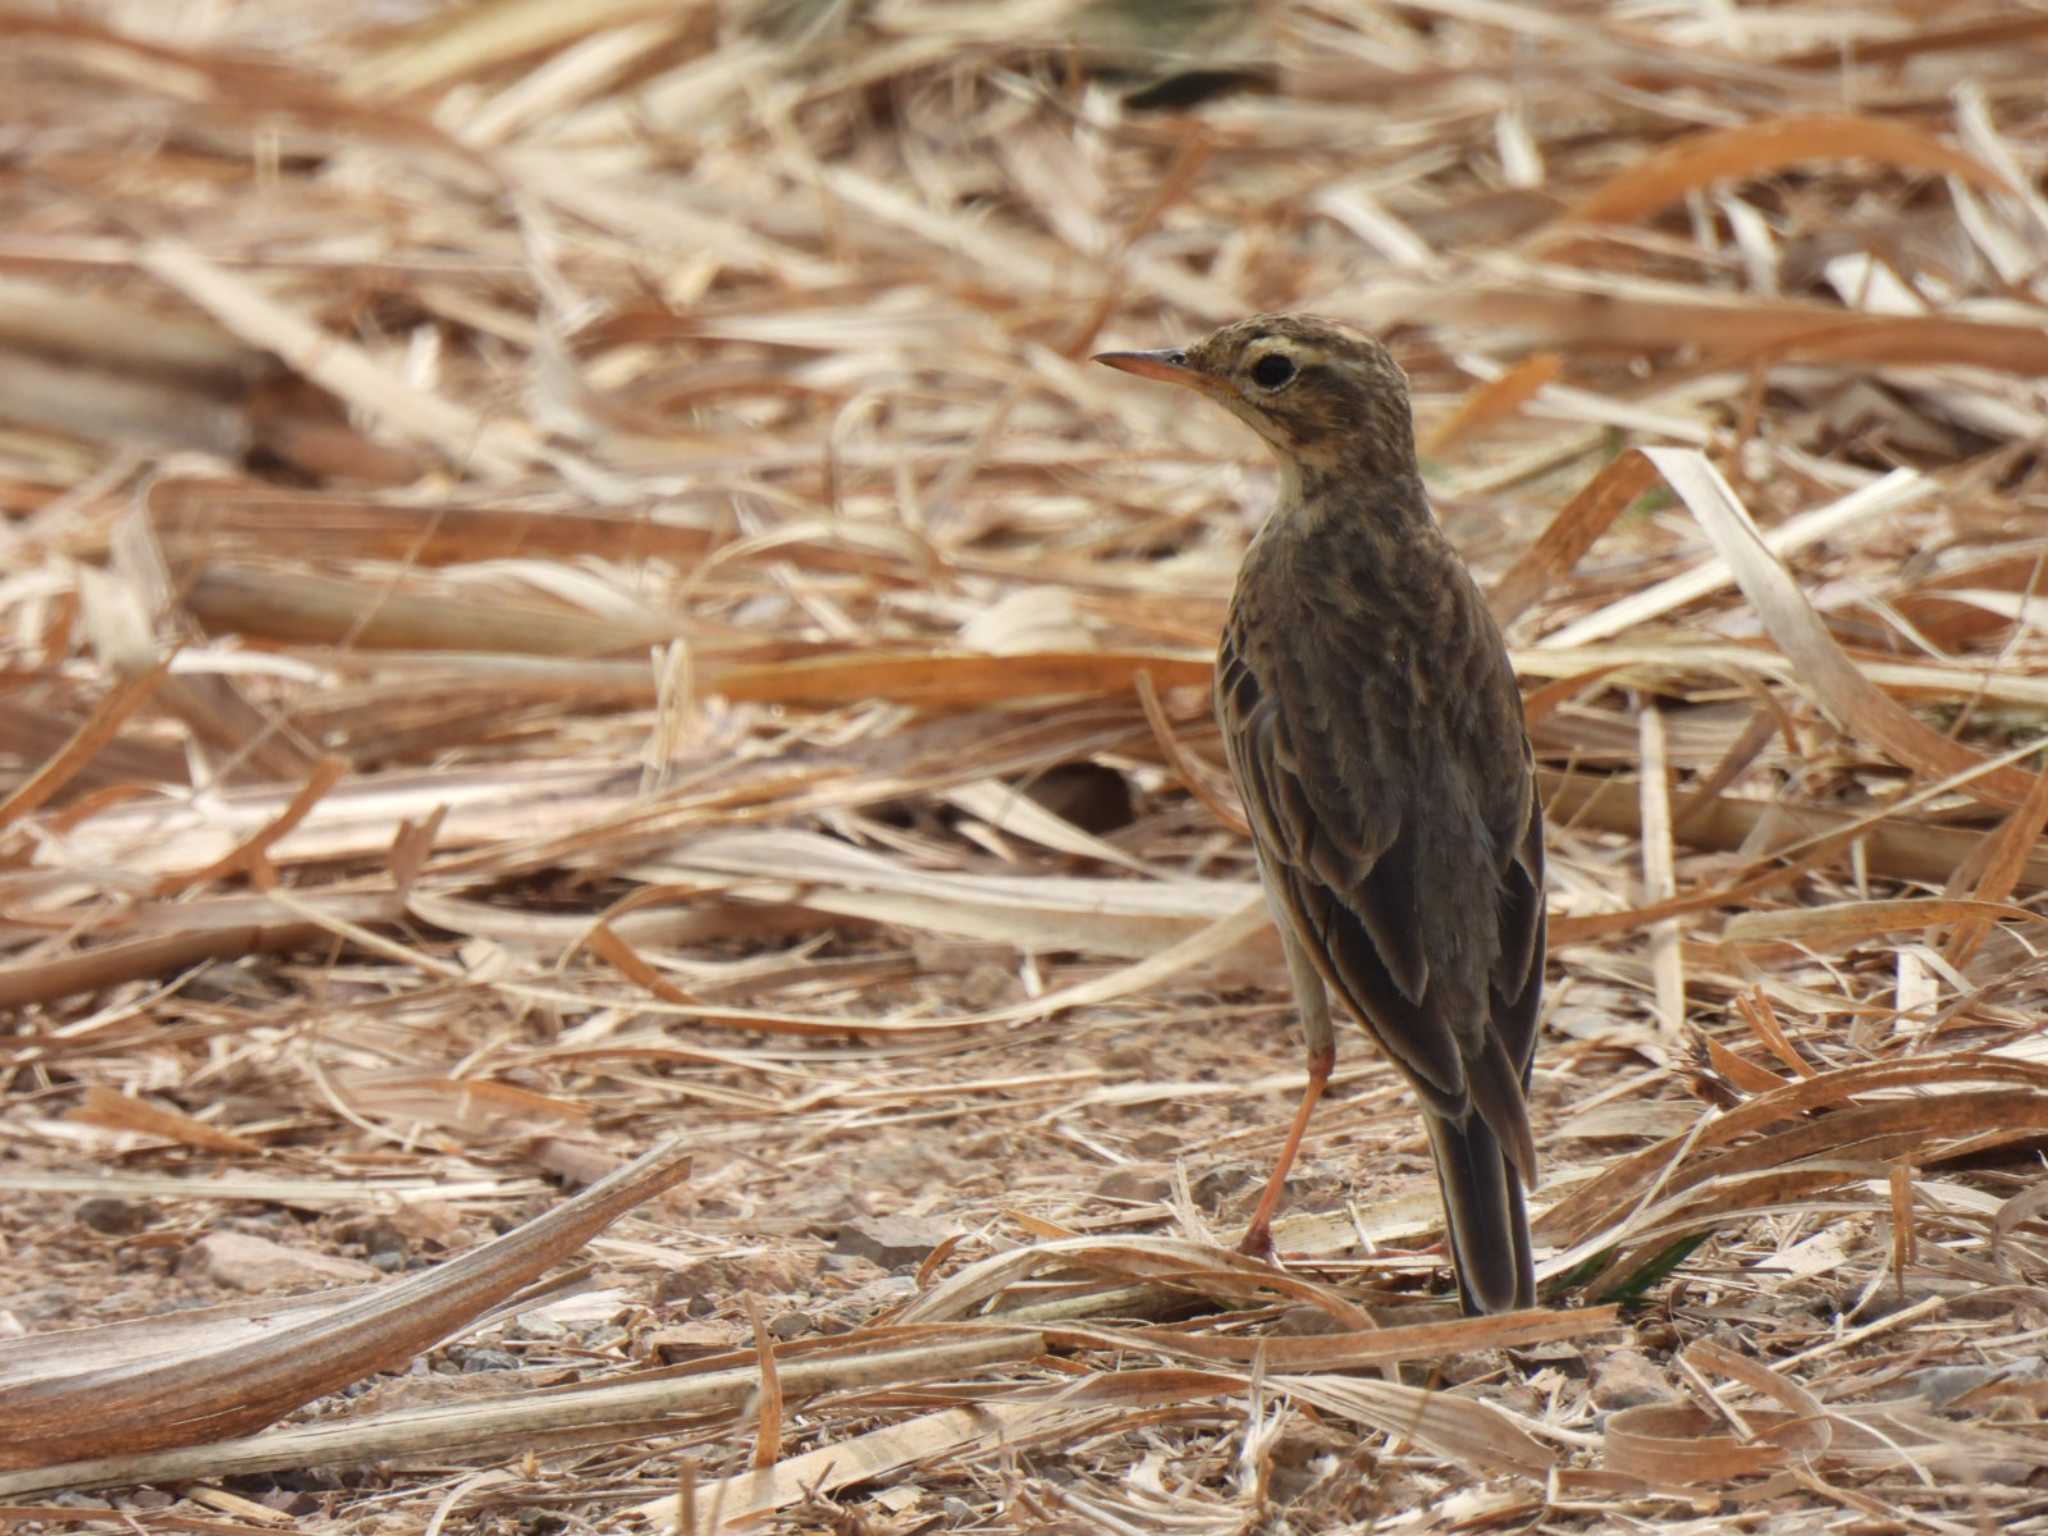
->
[10,2,2048,1532]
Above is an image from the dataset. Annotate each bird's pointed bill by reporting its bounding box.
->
[1092,348,1216,391]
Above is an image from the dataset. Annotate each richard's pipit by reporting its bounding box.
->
[1097,316,1544,1314]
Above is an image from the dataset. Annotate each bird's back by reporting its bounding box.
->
[1094,311,1544,1310]
[1217,488,1543,1161]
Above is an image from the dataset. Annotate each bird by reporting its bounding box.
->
[1095,315,1545,1314]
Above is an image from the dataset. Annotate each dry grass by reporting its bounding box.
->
[7,0,2048,1530]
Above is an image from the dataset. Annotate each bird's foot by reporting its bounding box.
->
[1235,1221,1277,1262]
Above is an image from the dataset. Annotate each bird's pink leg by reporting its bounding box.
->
[1238,900,1336,1258]
[1236,1038,1334,1258]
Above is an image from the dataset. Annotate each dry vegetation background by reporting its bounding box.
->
[10,0,2048,1531]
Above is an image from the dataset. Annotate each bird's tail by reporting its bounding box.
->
[1424,1112,1535,1315]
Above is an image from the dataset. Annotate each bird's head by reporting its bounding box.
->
[1094,314,1419,487]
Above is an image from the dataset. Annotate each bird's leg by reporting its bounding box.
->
[1238,910,1335,1259]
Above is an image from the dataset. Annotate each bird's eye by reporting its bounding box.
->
[1249,353,1296,390]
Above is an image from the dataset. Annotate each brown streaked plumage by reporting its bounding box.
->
[1096,315,1545,1314]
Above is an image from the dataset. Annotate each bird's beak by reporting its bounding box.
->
[1093,347,1217,393]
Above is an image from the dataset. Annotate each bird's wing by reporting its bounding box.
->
[1217,613,1540,1180]
[1490,754,1547,1082]
[1216,626,1464,1103]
